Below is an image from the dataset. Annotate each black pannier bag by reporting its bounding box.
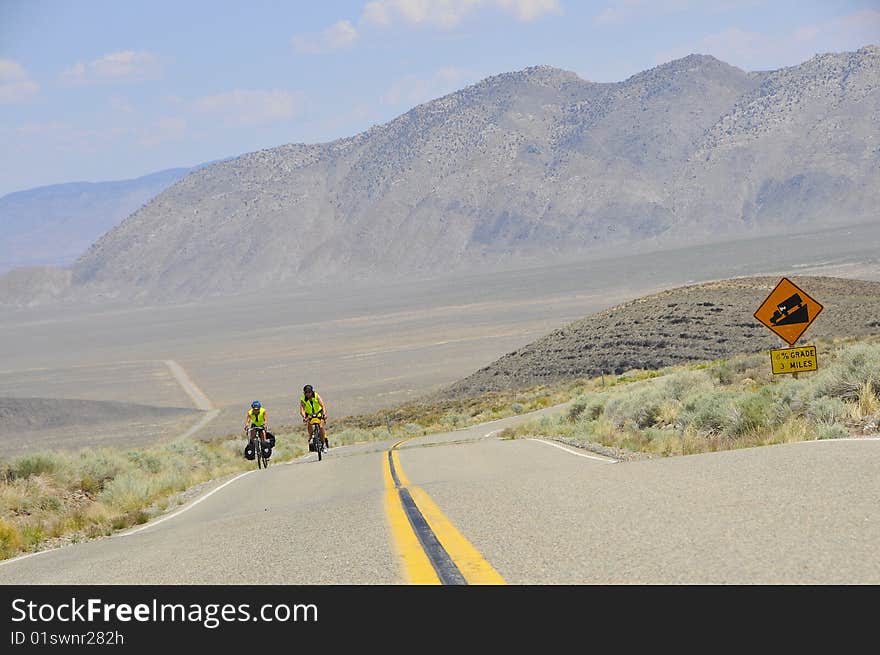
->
[266,432,276,449]
[261,442,272,459]
[244,443,255,460]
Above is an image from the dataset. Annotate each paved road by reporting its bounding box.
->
[2,406,878,584]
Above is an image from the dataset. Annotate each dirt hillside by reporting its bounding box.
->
[441,276,880,397]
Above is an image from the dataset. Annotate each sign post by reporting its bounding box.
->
[754,278,824,376]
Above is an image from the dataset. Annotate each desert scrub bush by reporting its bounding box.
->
[566,398,588,422]
[815,423,851,440]
[813,342,880,402]
[660,369,713,401]
[857,381,880,418]
[711,360,736,385]
[441,413,467,427]
[603,384,669,429]
[806,395,849,424]
[637,428,681,456]
[0,518,22,558]
[530,396,551,409]
[732,352,767,374]
[3,452,61,481]
[729,390,775,437]
[637,427,668,450]
[76,449,130,491]
[99,470,164,513]
[331,427,372,445]
[575,416,623,448]
[764,416,813,446]
[221,435,248,456]
[2,473,55,515]
[677,389,737,435]
[127,451,163,474]
[680,426,706,455]
[510,403,525,414]
[18,522,45,549]
[579,396,606,422]
[654,400,679,427]
[614,369,659,384]
[767,377,806,422]
[537,415,554,430]
[165,438,218,468]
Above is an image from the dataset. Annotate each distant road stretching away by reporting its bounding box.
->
[164,360,214,410]
[164,359,219,439]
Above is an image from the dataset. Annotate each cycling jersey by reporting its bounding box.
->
[301,396,323,416]
[247,407,267,427]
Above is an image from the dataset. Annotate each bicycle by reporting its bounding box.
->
[247,426,270,469]
[306,413,325,461]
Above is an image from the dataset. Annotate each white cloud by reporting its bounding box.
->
[292,20,359,54]
[0,59,39,104]
[294,0,560,53]
[363,0,477,28]
[593,0,690,26]
[496,0,563,22]
[60,50,163,85]
[192,89,303,127]
[654,9,880,72]
[825,9,880,47]
[363,0,560,28]
[593,0,763,26]
[384,66,479,107]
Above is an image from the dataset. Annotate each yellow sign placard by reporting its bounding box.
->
[770,345,818,375]
[754,277,824,346]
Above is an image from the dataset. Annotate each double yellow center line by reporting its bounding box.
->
[383,439,506,585]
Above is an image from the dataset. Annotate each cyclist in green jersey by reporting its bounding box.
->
[299,385,328,450]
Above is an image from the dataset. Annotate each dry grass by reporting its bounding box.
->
[0,430,303,561]
[319,379,594,444]
[504,335,880,456]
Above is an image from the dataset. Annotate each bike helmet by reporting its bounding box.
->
[303,385,313,393]
[251,400,261,409]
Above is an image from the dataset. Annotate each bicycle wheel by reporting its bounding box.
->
[253,438,262,469]
[314,426,322,461]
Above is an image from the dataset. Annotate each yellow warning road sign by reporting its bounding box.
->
[770,345,818,375]
[754,277,824,346]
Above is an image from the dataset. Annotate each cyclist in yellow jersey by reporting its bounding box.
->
[300,385,328,450]
[244,400,269,444]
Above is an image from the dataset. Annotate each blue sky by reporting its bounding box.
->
[1,0,878,197]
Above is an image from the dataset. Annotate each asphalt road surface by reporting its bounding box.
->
[2,403,878,585]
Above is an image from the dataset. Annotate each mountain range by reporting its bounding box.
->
[0,167,195,274]
[2,45,877,307]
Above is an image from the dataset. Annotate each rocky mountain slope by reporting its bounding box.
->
[440,276,880,397]
[5,46,879,305]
